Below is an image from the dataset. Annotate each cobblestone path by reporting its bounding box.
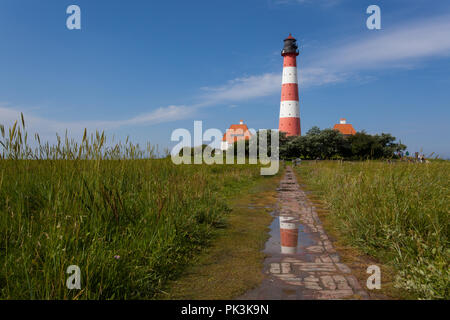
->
[239,166,369,300]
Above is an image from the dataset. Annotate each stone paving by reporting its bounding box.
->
[239,166,369,300]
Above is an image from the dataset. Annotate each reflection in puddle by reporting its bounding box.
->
[280,216,298,254]
[265,215,314,255]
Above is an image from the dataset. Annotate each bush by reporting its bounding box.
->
[280,127,406,160]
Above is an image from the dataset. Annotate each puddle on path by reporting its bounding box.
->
[264,215,314,255]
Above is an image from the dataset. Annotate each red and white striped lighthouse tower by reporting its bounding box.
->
[279,34,301,136]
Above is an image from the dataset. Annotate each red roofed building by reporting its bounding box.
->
[221,120,253,151]
[333,118,356,136]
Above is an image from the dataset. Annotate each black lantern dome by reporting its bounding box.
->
[281,34,299,56]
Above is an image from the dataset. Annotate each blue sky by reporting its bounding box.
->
[0,0,449,157]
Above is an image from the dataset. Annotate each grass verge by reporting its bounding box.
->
[294,160,449,300]
[159,170,283,299]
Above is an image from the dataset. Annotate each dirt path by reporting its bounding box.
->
[239,166,369,300]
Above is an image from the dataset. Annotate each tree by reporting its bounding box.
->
[347,132,406,159]
[348,131,375,159]
[280,127,348,160]
[280,127,406,160]
[225,127,406,161]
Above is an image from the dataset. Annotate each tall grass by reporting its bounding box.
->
[0,117,261,299]
[296,161,449,299]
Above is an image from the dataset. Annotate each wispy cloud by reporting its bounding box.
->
[120,105,194,126]
[0,104,194,139]
[316,15,450,70]
[198,73,281,106]
[301,67,348,87]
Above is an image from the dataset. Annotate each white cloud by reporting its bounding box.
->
[300,67,348,87]
[122,105,194,126]
[198,73,281,105]
[0,104,195,140]
[316,15,450,70]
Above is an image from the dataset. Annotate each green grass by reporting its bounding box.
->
[160,171,281,299]
[0,119,263,299]
[295,161,449,299]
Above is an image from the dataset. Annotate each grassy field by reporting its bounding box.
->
[0,119,264,299]
[295,160,449,299]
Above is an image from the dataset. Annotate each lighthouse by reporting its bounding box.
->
[279,34,301,136]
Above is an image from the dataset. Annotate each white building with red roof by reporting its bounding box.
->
[220,120,253,151]
[333,118,356,136]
